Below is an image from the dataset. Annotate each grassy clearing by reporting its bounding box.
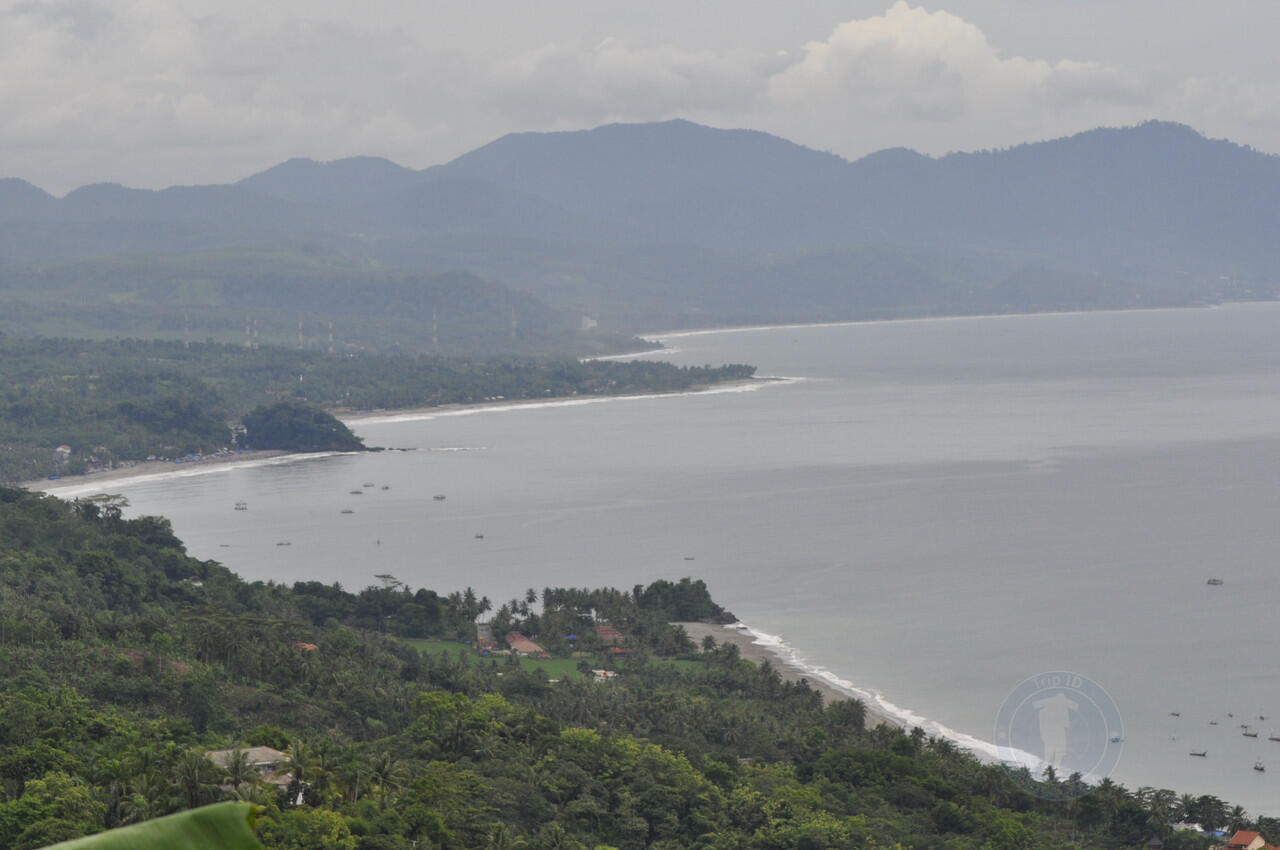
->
[400,639,706,682]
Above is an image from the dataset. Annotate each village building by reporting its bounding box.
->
[206,746,295,792]
[506,632,550,658]
[1220,832,1271,850]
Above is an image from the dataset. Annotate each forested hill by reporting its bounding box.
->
[0,337,754,482]
[0,485,1264,849]
[4,120,1279,332]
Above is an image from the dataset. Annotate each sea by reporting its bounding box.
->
[48,302,1280,814]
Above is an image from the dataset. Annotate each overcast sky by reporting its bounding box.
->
[4,0,1279,194]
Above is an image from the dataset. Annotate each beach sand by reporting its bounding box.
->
[22,450,291,493]
[674,621,897,728]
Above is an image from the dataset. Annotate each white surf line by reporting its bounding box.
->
[343,376,803,427]
[732,621,1054,775]
[640,303,1231,344]
[41,451,354,498]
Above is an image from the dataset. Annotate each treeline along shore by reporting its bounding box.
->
[0,336,754,484]
[0,485,1274,849]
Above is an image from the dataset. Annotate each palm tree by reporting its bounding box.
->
[223,748,255,794]
[170,749,220,810]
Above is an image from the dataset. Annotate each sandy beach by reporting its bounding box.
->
[674,621,897,728]
[22,450,292,494]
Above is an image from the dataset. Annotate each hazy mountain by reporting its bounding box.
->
[238,156,424,208]
[3,119,1279,334]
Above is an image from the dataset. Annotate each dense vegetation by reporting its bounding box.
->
[0,337,754,482]
[239,402,364,453]
[0,487,1272,849]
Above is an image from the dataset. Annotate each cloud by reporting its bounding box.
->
[1,1,1279,192]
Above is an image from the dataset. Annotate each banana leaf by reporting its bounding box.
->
[42,802,263,850]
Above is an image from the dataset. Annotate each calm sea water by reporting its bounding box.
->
[53,303,1280,814]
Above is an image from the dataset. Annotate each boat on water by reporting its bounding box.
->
[276,541,291,547]
[340,509,354,514]
[1268,734,1280,742]
[1109,735,1124,743]
[381,485,390,490]
[1170,712,1181,717]
[1207,578,1225,585]
[349,490,363,495]
[474,533,484,539]
[362,482,375,488]
[433,494,446,501]
[1210,721,1219,726]
[1255,762,1266,772]
[233,501,248,511]
[1245,731,1260,738]
[1190,751,1207,757]
[684,556,695,561]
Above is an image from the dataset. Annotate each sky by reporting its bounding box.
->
[3,0,1279,194]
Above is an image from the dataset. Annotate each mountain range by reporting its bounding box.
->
[2,119,1278,343]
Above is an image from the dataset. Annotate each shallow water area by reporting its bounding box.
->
[60,302,1280,815]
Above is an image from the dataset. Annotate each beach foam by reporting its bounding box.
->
[344,377,801,427]
[41,451,351,498]
[731,621,1048,773]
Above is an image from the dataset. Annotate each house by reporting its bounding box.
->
[206,746,294,791]
[1221,832,1269,850]
[592,669,618,680]
[594,625,624,644]
[506,632,547,657]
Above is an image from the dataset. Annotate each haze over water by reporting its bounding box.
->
[65,303,1280,814]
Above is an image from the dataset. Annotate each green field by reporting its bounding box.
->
[401,639,704,681]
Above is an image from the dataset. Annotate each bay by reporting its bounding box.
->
[54,302,1280,814]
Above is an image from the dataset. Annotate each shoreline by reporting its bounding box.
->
[674,621,897,729]
[22,450,294,494]
[26,376,787,495]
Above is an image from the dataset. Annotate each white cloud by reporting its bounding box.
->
[1,1,1279,193]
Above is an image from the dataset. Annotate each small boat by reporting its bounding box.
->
[349,490,363,495]
[1269,734,1280,742]
[474,533,484,539]
[234,501,248,511]
[381,485,390,490]
[683,556,695,561]
[1256,761,1266,772]
[1244,731,1259,738]
[1109,735,1124,743]
[218,544,230,548]
[1170,712,1181,717]
[1190,751,1207,757]
[1207,578,1224,586]
[340,509,354,514]
[433,494,447,501]
[363,482,375,488]
[276,541,291,547]
[1210,721,1219,726]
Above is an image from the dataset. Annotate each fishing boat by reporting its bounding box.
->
[1255,761,1266,772]
[1268,734,1280,742]
[474,533,484,539]
[363,482,375,488]
[233,501,248,511]
[340,509,354,514]
[433,494,446,501]
[349,490,363,495]
[1244,730,1259,738]
[1207,578,1225,586]
[1210,721,1219,726]
[381,485,390,490]
[276,541,291,547]
[1170,712,1181,717]
[1190,751,1207,757]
